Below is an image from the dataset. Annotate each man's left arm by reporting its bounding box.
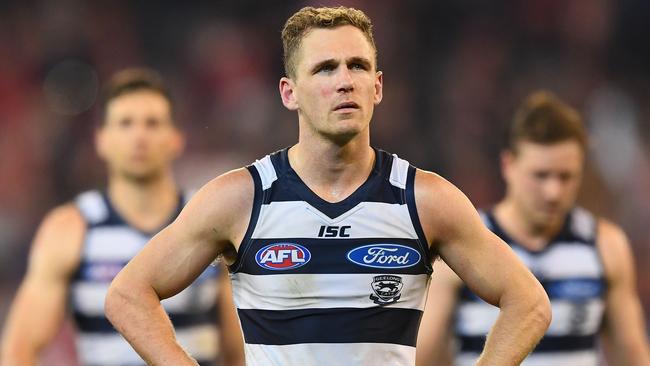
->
[598,220,650,365]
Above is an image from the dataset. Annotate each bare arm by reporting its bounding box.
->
[598,220,650,366]
[216,265,245,366]
[1,205,84,366]
[415,170,551,366]
[416,259,461,366]
[104,169,253,365]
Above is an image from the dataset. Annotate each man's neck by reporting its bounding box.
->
[288,134,375,203]
[107,172,179,232]
[493,200,565,251]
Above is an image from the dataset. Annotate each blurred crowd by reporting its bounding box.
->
[1,0,649,349]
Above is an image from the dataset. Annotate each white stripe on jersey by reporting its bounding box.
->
[253,155,278,190]
[76,324,219,364]
[232,273,429,311]
[456,350,598,366]
[71,279,219,316]
[83,226,148,261]
[456,298,605,336]
[251,201,418,239]
[75,191,109,224]
[244,342,415,366]
[511,244,603,279]
[389,154,410,189]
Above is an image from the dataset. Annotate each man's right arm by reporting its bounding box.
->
[415,170,551,366]
[105,168,253,365]
[1,204,85,366]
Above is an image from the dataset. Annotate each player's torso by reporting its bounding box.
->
[70,190,220,366]
[230,148,433,366]
[455,207,606,366]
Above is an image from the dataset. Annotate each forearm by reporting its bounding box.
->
[477,289,551,366]
[1,340,38,366]
[105,281,198,366]
[1,287,65,366]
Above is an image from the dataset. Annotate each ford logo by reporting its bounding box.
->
[347,244,421,269]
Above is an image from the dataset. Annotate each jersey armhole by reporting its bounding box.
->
[228,165,264,273]
[405,166,434,274]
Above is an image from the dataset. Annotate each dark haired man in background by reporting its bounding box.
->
[1,68,244,366]
[417,91,650,366]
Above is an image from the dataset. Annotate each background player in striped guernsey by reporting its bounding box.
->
[416,91,650,366]
[105,7,551,366]
[0,68,244,366]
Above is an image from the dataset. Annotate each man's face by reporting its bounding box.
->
[96,90,183,181]
[502,140,584,228]
[280,25,383,142]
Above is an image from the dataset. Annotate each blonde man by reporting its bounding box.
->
[106,8,551,366]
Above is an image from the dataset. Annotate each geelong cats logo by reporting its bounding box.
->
[370,275,403,306]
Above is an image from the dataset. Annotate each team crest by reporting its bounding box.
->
[370,275,403,306]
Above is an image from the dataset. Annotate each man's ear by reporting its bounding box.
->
[501,149,515,181]
[279,77,299,111]
[374,71,383,105]
[95,127,108,161]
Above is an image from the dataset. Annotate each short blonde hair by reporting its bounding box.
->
[281,6,376,78]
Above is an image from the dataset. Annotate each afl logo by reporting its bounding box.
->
[347,244,421,269]
[255,243,311,270]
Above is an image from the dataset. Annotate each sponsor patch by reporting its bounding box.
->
[370,275,403,305]
[347,244,421,269]
[255,243,311,270]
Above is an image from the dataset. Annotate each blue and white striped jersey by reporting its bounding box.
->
[71,190,220,366]
[454,207,606,366]
[229,148,433,366]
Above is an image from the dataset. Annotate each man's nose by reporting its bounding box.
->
[542,178,563,201]
[337,68,354,93]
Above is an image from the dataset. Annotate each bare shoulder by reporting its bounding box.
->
[29,203,86,278]
[176,167,254,245]
[413,169,482,244]
[596,218,634,280]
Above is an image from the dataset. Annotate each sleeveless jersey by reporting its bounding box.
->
[229,148,433,366]
[71,190,220,366]
[454,207,606,366]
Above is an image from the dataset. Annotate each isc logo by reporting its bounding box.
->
[255,243,311,270]
[318,225,351,238]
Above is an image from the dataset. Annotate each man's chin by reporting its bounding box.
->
[119,168,162,183]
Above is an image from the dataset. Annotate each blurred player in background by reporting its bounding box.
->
[1,68,244,366]
[416,91,650,366]
[105,7,550,366]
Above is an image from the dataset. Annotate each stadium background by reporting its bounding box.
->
[0,0,649,363]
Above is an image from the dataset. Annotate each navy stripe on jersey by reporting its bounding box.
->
[264,148,404,216]
[238,307,422,346]
[228,166,264,273]
[74,305,218,333]
[405,165,434,269]
[461,278,606,302]
[459,334,596,353]
[237,238,428,275]
[86,191,184,233]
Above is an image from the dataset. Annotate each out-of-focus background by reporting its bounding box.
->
[1,0,649,363]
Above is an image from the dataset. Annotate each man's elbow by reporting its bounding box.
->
[530,286,552,334]
[104,275,133,330]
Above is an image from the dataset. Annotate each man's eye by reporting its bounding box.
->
[350,63,366,70]
[319,64,336,73]
[119,118,132,128]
